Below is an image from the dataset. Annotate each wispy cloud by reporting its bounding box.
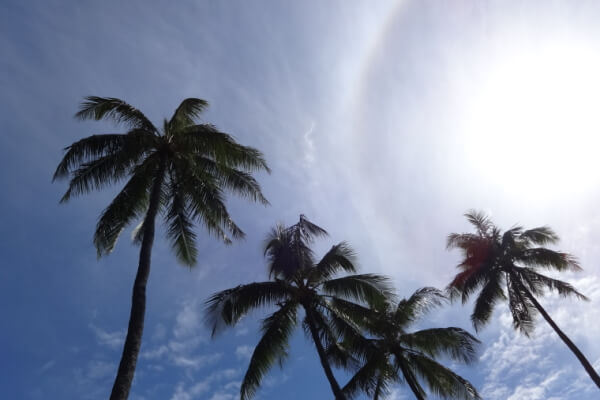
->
[90,324,125,350]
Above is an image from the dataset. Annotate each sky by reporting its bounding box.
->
[2,0,600,399]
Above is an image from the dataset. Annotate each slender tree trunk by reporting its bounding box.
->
[109,160,167,400]
[304,308,347,400]
[398,360,425,400]
[520,282,600,389]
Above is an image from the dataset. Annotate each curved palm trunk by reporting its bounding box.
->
[521,283,600,389]
[304,308,347,400]
[110,160,166,400]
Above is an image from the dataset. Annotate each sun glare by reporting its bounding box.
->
[463,41,600,201]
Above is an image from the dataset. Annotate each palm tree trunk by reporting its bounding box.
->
[520,282,600,389]
[398,360,425,400]
[109,160,167,400]
[304,308,347,400]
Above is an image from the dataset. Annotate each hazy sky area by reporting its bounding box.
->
[2,1,600,399]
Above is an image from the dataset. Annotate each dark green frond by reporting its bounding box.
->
[165,173,197,266]
[394,287,446,328]
[310,242,357,284]
[53,134,129,181]
[401,328,480,364]
[93,157,156,256]
[519,226,559,246]
[264,223,315,280]
[517,248,581,271]
[342,354,393,400]
[75,96,156,132]
[515,267,588,300]
[464,210,493,236]
[168,98,208,130]
[321,274,393,307]
[182,124,270,172]
[183,171,244,244]
[506,273,536,336]
[470,271,506,332]
[240,302,298,400]
[204,281,291,337]
[404,352,481,399]
[194,157,269,204]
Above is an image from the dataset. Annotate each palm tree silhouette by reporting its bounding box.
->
[447,210,599,388]
[54,96,269,399]
[205,215,392,400]
[335,287,480,400]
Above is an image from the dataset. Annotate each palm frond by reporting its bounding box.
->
[204,281,291,337]
[464,210,493,236]
[470,271,506,331]
[264,224,315,280]
[506,273,536,336]
[75,96,156,132]
[515,267,588,300]
[394,287,446,328]
[519,226,559,246]
[342,354,392,400]
[240,302,298,400]
[401,328,480,364]
[93,157,156,256]
[164,173,197,266]
[517,248,581,271]
[310,242,357,283]
[53,134,129,181]
[321,274,393,307]
[404,352,481,399]
[182,171,244,244]
[168,98,208,130]
[194,156,269,204]
[182,124,270,172]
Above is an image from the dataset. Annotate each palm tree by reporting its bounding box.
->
[447,210,600,388]
[205,215,392,400]
[53,96,269,400]
[333,287,480,400]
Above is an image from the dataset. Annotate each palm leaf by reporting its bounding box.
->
[310,242,357,284]
[164,172,197,266]
[75,96,156,132]
[394,287,446,328]
[93,156,157,256]
[240,302,298,400]
[204,281,291,336]
[321,274,393,307]
[401,327,480,364]
[404,352,481,399]
[470,271,506,331]
[168,98,208,130]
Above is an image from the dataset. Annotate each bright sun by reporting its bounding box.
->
[463,40,600,201]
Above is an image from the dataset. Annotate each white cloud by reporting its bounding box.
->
[90,324,125,350]
[235,345,253,360]
[169,369,241,400]
[39,360,56,373]
[480,275,600,400]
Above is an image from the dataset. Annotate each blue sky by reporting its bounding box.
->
[2,0,600,399]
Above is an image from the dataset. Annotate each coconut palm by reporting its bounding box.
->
[447,210,600,388]
[205,215,392,400]
[53,96,269,400]
[333,287,480,400]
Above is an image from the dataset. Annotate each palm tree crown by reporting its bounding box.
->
[54,96,269,399]
[447,210,600,388]
[205,215,393,400]
[336,288,481,400]
[54,97,269,263]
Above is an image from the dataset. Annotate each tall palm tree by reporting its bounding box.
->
[205,215,392,400]
[53,96,269,400]
[333,287,480,400]
[447,210,600,388]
